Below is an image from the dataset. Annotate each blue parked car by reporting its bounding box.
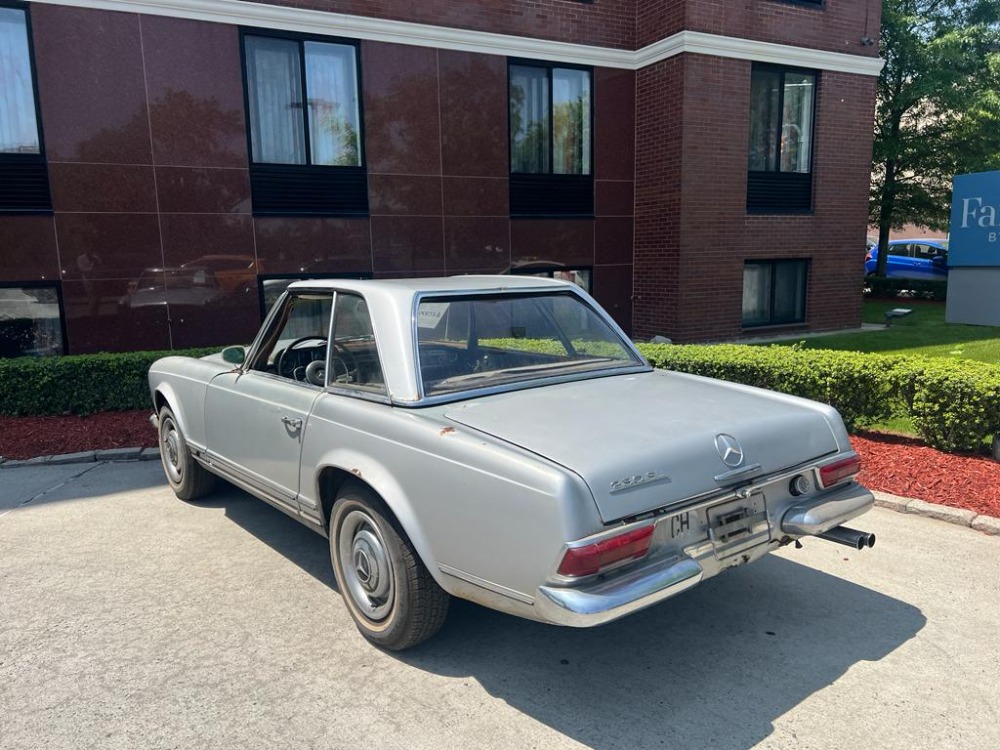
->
[865,239,949,279]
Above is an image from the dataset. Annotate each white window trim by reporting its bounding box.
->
[30,0,884,76]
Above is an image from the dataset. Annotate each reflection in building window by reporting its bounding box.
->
[0,285,65,357]
[509,264,592,293]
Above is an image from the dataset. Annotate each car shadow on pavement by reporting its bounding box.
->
[399,556,925,750]
[205,485,925,750]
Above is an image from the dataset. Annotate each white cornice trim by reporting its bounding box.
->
[28,0,884,76]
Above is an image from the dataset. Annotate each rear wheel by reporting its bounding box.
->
[158,406,215,501]
[329,482,449,650]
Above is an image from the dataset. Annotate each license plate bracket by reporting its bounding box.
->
[707,493,770,558]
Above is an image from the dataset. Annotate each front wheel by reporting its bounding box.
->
[329,483,449,650]
[158,406,215,501]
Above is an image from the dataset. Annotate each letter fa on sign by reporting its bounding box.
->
[962,197,999,229]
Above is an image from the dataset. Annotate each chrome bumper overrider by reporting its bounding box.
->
[149,412,159,429]
[536,555,704,627]
[780,482,874,536]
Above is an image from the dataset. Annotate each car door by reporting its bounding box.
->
[912,243,946,279]
[204,291,333,514]
[886,243,914,278]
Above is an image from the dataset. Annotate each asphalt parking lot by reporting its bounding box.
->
[2,461,999,750]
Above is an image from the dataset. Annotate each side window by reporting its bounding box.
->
[747,64,817,213]
[0,3,50,212]
[241,30,367,216]
[508,60,593,216]
[913,244,939,260]
[888,244,911,257]
[330,293,385,394]
[250,293,332,382]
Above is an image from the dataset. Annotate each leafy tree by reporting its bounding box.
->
[870,0,1000,276]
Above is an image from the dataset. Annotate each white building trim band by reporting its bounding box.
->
[30,0,885,76]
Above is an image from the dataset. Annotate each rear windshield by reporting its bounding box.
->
[416,292,642,396]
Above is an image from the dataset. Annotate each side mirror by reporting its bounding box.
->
[222,346,246,365]
[932,255,946,267]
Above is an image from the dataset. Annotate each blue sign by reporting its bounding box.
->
[949,170,1000,266]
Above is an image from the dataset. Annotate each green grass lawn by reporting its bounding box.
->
[782,300,1000,364]
[769,299,1000,437]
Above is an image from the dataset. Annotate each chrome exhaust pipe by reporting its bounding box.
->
[817,525,876,550]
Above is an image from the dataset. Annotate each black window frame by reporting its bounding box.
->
[0,281,67,357]
[0,1,51,214]
[508,58,594,217]
[746,63,818,214]
[239,28,368,217]
[741,259,809,328]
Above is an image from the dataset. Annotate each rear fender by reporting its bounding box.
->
[312,448,445,590]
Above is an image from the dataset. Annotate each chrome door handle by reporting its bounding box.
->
[281,416,303,429]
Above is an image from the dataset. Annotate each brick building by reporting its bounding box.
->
[0,0,882,356]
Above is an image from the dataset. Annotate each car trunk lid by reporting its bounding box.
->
[443,370,841,523]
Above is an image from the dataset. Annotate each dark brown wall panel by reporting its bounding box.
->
[362,42,442,176]
[140,16,248,168]
[439,50,508,178]
[31,6,151,164]
[0,216,60,280]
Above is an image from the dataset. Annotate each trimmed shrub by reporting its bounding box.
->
[637,343,1000,453]
[637,344,899,430]
[0,348,218,416]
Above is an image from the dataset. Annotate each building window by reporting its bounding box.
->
[509,60,593,216]
[0,2,50,212]
[241,30,367,216]
[742,260,808,327]
[0,284,65,357]
[746,65,816,213]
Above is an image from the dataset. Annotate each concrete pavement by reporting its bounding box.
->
[1,461,998,750]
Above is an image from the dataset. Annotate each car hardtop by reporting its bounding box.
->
[265,275,645,406]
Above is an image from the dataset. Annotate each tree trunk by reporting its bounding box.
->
[875,159,897,278]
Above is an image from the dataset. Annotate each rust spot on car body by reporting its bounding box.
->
[440,427,455,436]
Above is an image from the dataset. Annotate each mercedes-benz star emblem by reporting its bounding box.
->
[715,433,744,468]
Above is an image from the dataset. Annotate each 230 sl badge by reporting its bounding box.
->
[610,471,672,494]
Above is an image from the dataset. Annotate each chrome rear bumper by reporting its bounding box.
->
[535,555,703,627]
[780,482,874,536]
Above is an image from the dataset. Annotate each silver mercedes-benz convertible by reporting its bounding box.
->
[148,276,875,650]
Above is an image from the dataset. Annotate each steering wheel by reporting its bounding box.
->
[277,336,327,380]
[328,343,358,384]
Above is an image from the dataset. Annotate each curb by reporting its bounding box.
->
[871,490,999,535]
[1,449,998,536]
[0,446,160,469]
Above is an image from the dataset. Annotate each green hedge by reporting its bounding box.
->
[0,348,218,417]
[637,343,1000,453]
[864,276,947,301]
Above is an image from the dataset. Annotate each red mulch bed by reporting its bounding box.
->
[1,411,998,518]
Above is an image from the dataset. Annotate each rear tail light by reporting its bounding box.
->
[819,454,862,488]
[557,525,654,578]
[865,251,873,262]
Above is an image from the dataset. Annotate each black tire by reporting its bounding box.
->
[329,482,449,650]
[158,406,215,501]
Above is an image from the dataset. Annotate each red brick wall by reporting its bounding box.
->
[633,57,685,339]
[254,0,636,49]
[634,55,876,342]
[638,0,882,56]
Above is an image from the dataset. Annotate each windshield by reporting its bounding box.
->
[416,292,643,396]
